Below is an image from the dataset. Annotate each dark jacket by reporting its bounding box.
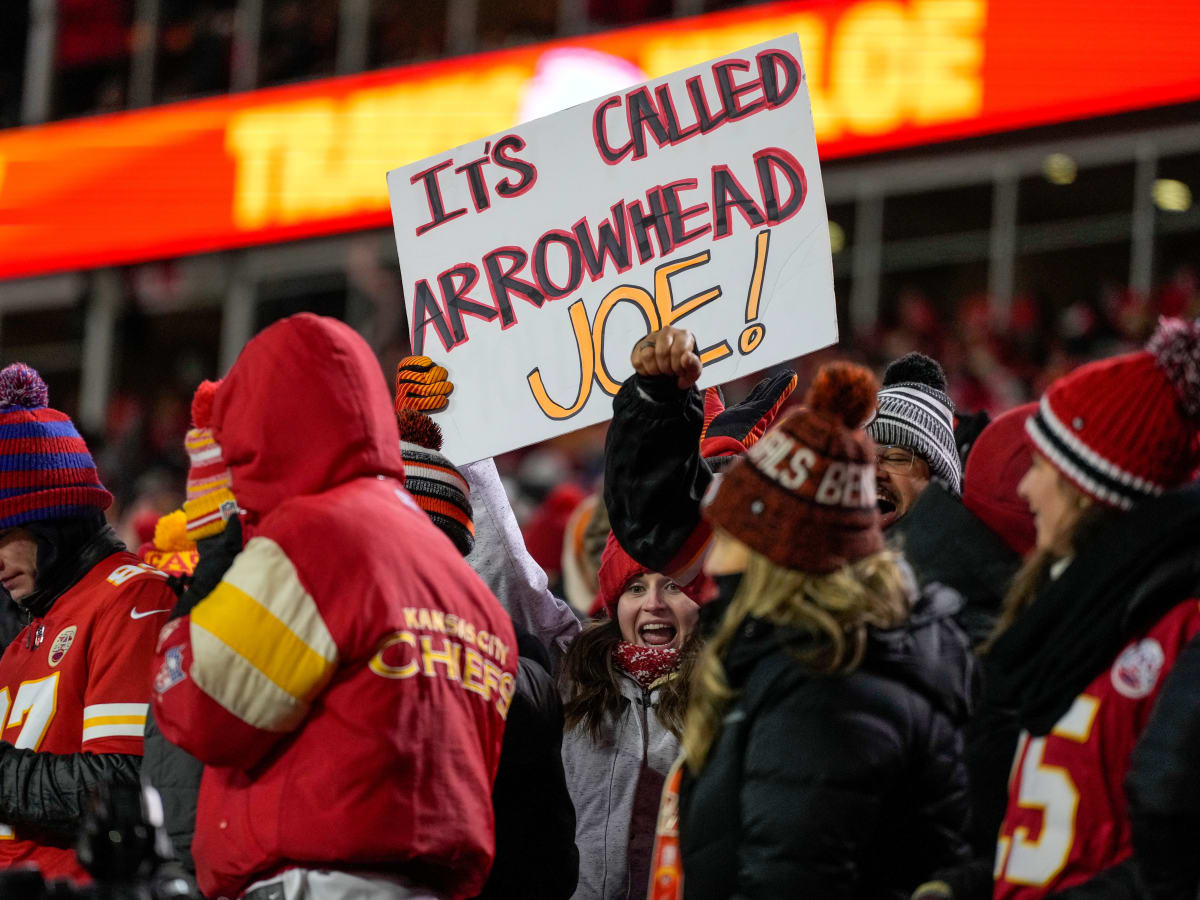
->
[604,375,713,577]
[890,482,1021,645]
[678,588,975,900]
[478,634,578,900]
[1126,630,1200,900]
[0,597,22,656]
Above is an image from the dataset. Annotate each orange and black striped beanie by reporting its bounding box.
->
[397,409,474,556]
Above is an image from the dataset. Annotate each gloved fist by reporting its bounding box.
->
[395,356,454,413]
[631,327,702,390]
[700,369,798,458]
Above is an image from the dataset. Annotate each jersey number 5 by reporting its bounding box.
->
[994,695,1100,887]
[0,673,60,839]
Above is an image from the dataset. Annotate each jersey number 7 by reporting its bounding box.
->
[0,673,60,839]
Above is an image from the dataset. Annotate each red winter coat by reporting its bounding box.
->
[152,314,516,900]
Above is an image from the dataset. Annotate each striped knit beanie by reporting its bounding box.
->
[866,353,962,495]
[182,379,237,541]
[1026,317,1200,510]
[0,364,112,527]
[397,409,474,556]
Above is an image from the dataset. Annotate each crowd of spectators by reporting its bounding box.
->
[15,0,760,123]
[94,264,1199,582]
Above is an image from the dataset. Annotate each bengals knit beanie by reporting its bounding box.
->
[704,362,883,574]
[182,379,237,542]
[1026,317,1200,510]
[0,363,112,528]
[866,353,962,495]
[397,409,474,556]
[592,531,713,617]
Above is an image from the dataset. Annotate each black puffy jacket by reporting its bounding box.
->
[678,588,976,900]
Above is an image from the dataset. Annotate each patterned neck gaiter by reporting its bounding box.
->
[613,641,681,688]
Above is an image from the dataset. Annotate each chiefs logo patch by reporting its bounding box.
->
[1111,637,1165,699]
[48,626,77,667]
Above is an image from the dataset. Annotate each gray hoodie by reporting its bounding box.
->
[562,674,681,900]
[461,460,679,900]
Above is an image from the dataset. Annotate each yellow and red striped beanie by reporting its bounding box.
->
[182,379,236,541]
[0,363,112,528]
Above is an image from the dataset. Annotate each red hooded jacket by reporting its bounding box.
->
[152,314,516,899]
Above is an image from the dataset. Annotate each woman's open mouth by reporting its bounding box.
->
[639,623,678,647]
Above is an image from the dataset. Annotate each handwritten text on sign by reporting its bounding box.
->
[388,35,837,463]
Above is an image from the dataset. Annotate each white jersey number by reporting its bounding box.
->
[994,695,1100,887]
[0,673,61,839]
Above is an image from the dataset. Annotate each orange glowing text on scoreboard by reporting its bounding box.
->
[225,0,985,233]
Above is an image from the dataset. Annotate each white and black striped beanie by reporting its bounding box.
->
[866,353,962,495]
[397,409,474,556]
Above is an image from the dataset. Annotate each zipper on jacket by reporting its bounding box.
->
[637,686,654,760]
[22,607,32,649]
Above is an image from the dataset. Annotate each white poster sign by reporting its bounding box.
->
[388,34,836,464]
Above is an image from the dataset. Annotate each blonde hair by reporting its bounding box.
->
[681,549,910,772]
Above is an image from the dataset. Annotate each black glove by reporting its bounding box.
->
[170,515,242,621]
[699,369,798,458]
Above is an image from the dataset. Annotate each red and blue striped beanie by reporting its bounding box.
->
[0,363,113,529]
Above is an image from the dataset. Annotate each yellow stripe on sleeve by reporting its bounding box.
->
[82,715,145,728]
[188,536,339,731]
[189,625,307,732]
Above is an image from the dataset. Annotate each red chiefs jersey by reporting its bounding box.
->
[994,599,1200,899]
[0,550,174,881]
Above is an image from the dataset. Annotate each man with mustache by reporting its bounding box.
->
[865,353,963,531]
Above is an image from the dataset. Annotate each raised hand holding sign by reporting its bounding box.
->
[388,34,836,464]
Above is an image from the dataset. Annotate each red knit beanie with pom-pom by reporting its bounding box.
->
[1026,317,1200,510]
[703,361,883,574]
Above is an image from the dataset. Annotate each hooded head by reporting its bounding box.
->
[211,314,405,523]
